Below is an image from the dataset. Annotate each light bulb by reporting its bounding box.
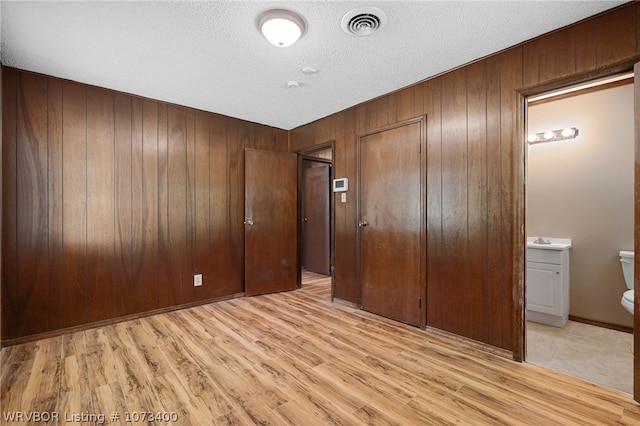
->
[543,130,554,140]
[561,128,574,138]
[261,18,302,47]
[258,10,306,47]
[527,134,538,143]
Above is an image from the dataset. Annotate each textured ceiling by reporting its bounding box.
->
[1,1,626,130]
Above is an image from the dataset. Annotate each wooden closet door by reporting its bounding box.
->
[245,149,298,296]
[358,120,423,326]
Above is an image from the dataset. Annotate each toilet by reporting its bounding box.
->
[619,250,634,315]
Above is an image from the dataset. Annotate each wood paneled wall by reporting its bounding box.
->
[1,68,288,342]
[2,4,638,348]
[290,3,640,352]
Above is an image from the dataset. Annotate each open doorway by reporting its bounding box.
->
[524,73,634,393]
[297,143,334,300]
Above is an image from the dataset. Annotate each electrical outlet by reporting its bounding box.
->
[194,274,202,287]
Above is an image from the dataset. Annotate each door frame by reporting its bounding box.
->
[296,141,335,298]
[515,59,638,400]
[356,116,427,328]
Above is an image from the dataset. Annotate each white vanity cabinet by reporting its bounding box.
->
[526,238,571,327]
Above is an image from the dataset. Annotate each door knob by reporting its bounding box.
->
[303,217,308,222]
[359,220,369,227]
[244,219,254,226]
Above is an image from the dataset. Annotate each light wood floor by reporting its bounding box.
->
[2,273,640,425]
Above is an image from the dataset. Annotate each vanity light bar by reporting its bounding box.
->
[527,127,579,145]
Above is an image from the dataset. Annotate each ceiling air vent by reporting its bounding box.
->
[341,7,387,37]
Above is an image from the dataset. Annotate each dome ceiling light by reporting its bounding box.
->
[257,9,306,47]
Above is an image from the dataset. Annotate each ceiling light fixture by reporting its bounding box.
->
[257,9,306,47]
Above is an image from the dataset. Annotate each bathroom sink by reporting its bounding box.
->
[527,237,572,250]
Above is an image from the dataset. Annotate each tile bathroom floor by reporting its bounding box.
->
[527,320,633,394]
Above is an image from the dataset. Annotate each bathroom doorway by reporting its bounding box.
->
[524,73,634,394]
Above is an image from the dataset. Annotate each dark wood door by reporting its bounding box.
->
[359,121,423,326]
[302,161,331,275]
[245,148,298,296]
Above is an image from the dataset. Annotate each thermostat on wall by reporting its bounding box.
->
[333,178,348,192]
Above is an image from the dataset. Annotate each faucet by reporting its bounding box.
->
[534,237,551,244]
